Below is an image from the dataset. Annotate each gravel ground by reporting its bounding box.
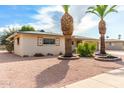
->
[0,51,124,88]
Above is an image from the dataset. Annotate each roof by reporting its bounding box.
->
[105,39,124,42]
[17,31,63,36]
[74,35,98,40]
[6,31,63,40]
[6,31,98,41]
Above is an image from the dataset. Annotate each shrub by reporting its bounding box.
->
[47,53,54,56]
[34,53,44,57]
[23,55,29,57]
[59,52,63,55]
[77,42,96,57]
[19,25,35,31]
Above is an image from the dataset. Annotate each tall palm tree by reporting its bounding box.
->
[61,5,73,57]
[86,5,118,54]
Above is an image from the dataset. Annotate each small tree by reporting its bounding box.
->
[19,25,35,31]
[0,27,17,53]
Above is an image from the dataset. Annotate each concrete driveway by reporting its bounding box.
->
[65,68,124,88]
[0,51,124,88]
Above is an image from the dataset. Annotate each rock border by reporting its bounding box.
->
[58,55,80,60]
[94,56,122,62]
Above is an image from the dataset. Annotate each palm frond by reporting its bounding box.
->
[96,5,108,18]
[86,5,118,19]
[87,6,95,10]
[86,10,100,17]
[104,5,118,17]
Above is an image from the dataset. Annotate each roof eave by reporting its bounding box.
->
[6,33,18,41]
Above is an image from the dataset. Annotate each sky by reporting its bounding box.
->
[0,5,124,39]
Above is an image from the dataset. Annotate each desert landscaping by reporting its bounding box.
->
[0,51,124,88]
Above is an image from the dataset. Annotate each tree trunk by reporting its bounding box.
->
[64,35,72,57]
[100,34,106,54]
[99,19,106,54]
[61,12,73,57]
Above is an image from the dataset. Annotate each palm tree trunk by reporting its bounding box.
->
[64,35,72,57]
[100,34,106,54]
[61,12,73,57]
[99,19,106,54]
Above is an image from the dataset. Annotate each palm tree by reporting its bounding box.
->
[118,34,121,40]
[86,5,117,54]
[61,5,73,57]
[106,36,109,39]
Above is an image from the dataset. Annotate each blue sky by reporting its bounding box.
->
[0,5,124,40]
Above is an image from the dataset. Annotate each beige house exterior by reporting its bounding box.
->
[105,39,124,50]
[7,31,98,57]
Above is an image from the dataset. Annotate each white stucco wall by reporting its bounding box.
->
[14,35,23,56]
[106,42,124,50]
[14,34,65,56]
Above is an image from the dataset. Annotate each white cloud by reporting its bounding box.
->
[30,5,94,34]
[69,5,89,23]
[37,5,64,14]
[0,24,21,33]
[69,5,97,35]
[0,27,6,32]
[117,5,124,12]
[31,5,64,32]
[0,6,64,33]
[0,5,97,36]
[32,5,97,35]
[73,15,97,35]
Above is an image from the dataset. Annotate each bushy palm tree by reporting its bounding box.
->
[61,5,73,57]
[86,5,118,54]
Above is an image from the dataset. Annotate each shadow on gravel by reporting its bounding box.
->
[36,60,70,88]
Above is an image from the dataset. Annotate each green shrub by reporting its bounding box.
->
[77,42,96,57]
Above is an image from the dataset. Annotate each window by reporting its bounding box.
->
[37,37,43,46]
[56,38,60,46]
[43,38,55,44]
[17,38,20,45]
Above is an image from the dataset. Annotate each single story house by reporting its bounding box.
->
[105,39,124,50]
[7,31,98,56]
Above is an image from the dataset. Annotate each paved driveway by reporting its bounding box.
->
[0,51,124,88]
[65,67,124,88]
